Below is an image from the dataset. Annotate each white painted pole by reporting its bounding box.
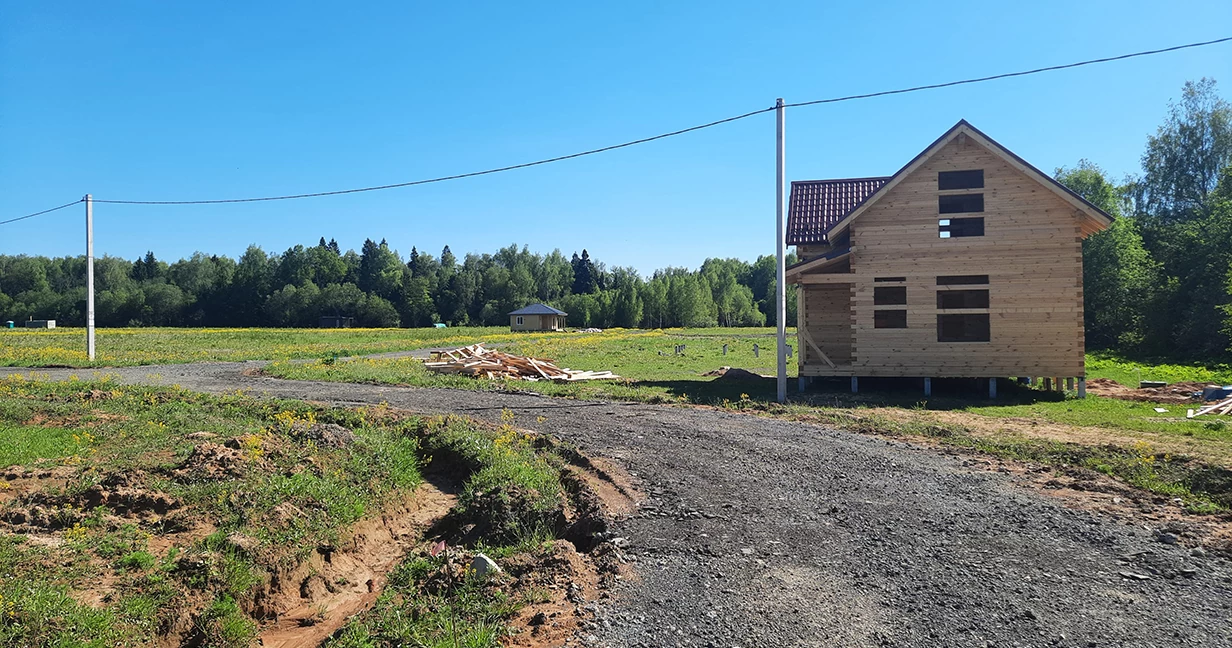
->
[775,98,787,403]
[85,194,95,361]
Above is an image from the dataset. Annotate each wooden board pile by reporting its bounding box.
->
[1187,397,1232,418]
[424,344,619,382]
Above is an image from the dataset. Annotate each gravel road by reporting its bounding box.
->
[10,362,1232,647]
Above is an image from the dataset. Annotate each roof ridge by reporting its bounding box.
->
[791,176,892,185]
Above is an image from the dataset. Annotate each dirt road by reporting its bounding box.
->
[11,363,1232,647]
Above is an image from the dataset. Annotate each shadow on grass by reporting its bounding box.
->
[634,375,1069,410]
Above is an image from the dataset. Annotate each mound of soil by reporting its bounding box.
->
[2,469,182,530]
[290,422,356,448]
[1086,378,1208,404]
[81,471,181,517]
[500,540,605,646]
[173,442,249,482]
[702,367,766,380]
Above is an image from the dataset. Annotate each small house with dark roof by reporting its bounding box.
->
[786,120,1113,396]
[509,304,567,332]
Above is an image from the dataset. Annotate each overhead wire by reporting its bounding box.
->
[2,34,1230,222]
[0,199,84,226]
[89,106,778,205]
[783,35,1232,108]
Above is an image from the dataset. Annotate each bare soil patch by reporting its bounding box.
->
[21,410,129,428]
[502,540,605,647]
[1086,378,1208,404]
[171,442,251,482]
[257,482,458,648]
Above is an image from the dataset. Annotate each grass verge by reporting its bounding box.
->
[0,377,591,647]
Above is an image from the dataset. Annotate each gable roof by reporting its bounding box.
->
[787,177,889,245]
[786,120,1115,245]
[509,303,567,316]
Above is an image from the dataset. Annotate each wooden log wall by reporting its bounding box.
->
[799,135,1086,378]
[798,284,854,375]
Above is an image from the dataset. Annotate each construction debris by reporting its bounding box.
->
[424,344,619,382]
[1186,396,1232,419]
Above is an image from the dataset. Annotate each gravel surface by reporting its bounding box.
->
[10,363,1232,647]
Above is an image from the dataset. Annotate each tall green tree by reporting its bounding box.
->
[1134,78,1232,222]
[1056,161,1158,350]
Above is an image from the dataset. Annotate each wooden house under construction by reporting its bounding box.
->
[785,120,1114,396]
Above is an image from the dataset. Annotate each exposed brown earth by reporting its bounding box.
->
[257,482,458,647]
[1086,377,1210,403]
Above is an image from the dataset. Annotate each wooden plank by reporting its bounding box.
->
[799,324,836,369]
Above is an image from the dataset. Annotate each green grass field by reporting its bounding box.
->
[267,327,795,404]
[0,326,522,367]
[1087,352,1232,386]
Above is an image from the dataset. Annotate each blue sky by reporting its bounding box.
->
[2,1,1230,275]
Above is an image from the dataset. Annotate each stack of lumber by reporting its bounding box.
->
[1186,397,1232,418]
[424,344,619,382]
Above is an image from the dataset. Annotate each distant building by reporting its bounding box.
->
[319,316,354,328]
[509,304,567,332]
[25,319,55,329]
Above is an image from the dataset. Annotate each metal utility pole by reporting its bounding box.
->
[775,98,787,403]
[85,194,95,361]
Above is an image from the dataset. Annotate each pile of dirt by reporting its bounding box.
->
[172,442,249,482]
[1,469,181,531]
[1086,378,1207,403]
[500,540,605,647]
[289,422,356,448]
[702,367,765,380]
[80,471,181,517]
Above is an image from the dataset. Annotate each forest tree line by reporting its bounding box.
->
[1,80,1231,362]
[0,240,794,332]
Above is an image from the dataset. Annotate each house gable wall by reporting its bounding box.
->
[800,134,1086,378]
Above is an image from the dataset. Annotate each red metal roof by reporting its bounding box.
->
[786,177,890,245]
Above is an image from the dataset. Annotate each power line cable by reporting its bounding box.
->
[0,199,83,226]
[4,34,1229,219]
[92,107,778,205]
[783,35,1232,108]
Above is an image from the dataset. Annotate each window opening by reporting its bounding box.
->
[938,169,984,190]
